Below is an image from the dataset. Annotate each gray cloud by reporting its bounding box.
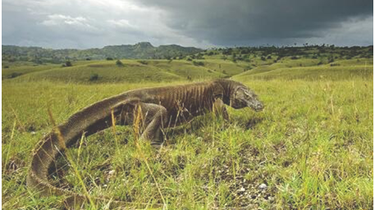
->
[2,0,373,49]
[134,0,373,46]
[2,0,211,48]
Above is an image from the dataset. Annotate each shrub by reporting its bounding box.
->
[138,60,148,65]
[116,60,124,67]
[243,65,252,72]
[89,73,99,81]
[193,61,204,66]
[106,57,113,60]
[62,61,73,67]
[9,72,22,78]
[328,57,334,63]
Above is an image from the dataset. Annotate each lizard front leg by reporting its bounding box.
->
[213,98,229,120]
[136,103,168,149]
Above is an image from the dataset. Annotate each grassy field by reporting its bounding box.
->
[2,53,373,209]
[2,59,248,83]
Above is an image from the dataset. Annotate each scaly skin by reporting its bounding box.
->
[27,79,263,208]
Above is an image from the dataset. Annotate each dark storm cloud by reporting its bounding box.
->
[2,0,373,48]
[135,0,373,46]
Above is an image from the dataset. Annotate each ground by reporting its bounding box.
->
[2,49,373,209]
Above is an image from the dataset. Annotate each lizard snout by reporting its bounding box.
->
[255,102,264,112]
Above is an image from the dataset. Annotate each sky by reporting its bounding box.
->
[2,0,373,49]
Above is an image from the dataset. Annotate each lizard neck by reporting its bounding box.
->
[215,79,238,105]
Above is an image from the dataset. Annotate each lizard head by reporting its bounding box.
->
[230,86,263,111]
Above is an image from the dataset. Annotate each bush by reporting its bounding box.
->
[9,72,22,78]
[106,57,113,60]
[193,61,204,66]
[89,73,99,81]
[328,57,334,63]
[116,60,124,67]
[243,66,252,72]
[62,61,73,67]
[138,60,148,65]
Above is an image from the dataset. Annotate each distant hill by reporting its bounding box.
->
[2,42,203,63]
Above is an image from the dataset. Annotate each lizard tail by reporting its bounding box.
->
[26,94,159,208]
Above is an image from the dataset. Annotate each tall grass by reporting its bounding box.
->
[2,77,372,209]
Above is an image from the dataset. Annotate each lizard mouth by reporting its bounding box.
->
[249,102,264,112]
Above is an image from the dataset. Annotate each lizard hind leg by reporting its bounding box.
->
[136,103,168,149]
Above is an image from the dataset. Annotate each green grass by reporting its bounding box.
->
[3,59,241,83]
[2,77,373,209]
[2,54,373,209]
[2,63,61,79]
[235,65,372,81]
[234,57,372,81]
[14,60,182,83]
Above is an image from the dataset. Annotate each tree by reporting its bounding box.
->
[63,61,72,67]
[116,60,124,67]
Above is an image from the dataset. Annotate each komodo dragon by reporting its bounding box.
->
[27,79,263,208]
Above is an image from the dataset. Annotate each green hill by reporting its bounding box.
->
[2,42,203,63]
[233,58,373,81]
[2,44,373,83]
[7,59,229,83]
